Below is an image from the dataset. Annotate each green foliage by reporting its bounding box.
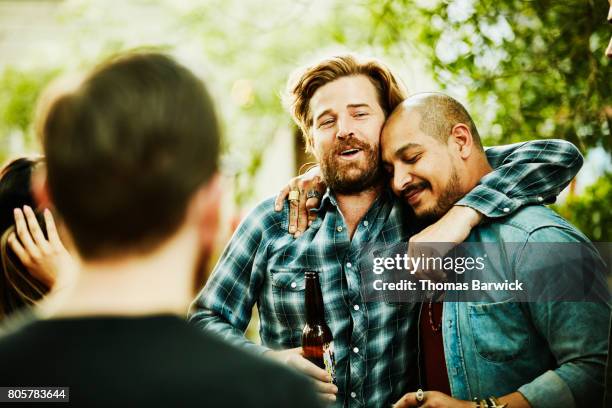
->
[0,0,609,228]
[365,0,611,152]
[553,173,612,241]
[0,68,58,162]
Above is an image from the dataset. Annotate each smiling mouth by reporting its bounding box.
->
[403,185,425,204]
[339,148,362,158]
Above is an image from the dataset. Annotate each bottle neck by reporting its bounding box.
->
[305,274,325,324]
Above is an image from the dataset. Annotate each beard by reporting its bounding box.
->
[410,167,464,224]
[319,137,383,195]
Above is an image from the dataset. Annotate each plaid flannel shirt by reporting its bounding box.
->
[189,139,582,408]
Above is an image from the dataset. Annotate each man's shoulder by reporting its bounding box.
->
[480,205,589,243]
[238,195,287,235]
[138,323,319,407]
[0,316,318,407]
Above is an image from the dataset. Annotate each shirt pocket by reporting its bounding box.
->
[270,268,306,334]
[467,300,530,362]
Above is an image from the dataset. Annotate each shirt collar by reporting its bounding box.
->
[318,187,394,212]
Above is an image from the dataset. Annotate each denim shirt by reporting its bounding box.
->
[439,206,610,408]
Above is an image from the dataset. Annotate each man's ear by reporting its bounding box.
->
[189,173,222,250]
[449,123,474,160]
[31,164,52,210]
[306,133,322,162]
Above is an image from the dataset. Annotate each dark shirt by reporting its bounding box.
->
[419,302,451,395]
[0,314,321,407]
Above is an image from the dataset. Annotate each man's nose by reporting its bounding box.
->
[336,117,355,140]
[393,170,413,192]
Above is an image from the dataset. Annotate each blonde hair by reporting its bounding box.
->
[284,54,407,152]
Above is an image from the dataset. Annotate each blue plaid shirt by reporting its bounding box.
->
[189,139,582,408]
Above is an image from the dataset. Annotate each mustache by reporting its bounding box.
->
[399,181,430,198]
[332,138,373,155]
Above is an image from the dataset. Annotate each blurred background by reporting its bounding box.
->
[0,0,610,244]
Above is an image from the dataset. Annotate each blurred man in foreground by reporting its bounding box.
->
[0,52,321,408]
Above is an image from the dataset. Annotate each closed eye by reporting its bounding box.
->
[319,118,335,128]
[402,155,420,164]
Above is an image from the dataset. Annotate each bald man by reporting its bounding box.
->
[384,93,610,408]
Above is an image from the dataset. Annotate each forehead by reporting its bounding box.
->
[309,75,380,118]
[381,110,435,158]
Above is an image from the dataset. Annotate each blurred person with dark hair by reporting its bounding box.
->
[0,156,73,322]
[0,52,321,408]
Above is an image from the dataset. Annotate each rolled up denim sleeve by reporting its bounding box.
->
[517,300,610,408]
[514,227,610,407]
[188,200,278,356]
[457,139,583,218]
[518,369,575,408]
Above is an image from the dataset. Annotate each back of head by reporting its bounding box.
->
[40,52,220,260]
[285,54,407,152]
[0,157,48,320]
[396,92,483,149]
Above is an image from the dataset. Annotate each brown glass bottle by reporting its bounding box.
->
[302,271,336,384]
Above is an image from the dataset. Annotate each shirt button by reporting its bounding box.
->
[353,304,360,311]
[353,347,359,353]
[363,220,369,226]
[346,262,352,268]
[290,282,297,288]
[350,392,357,398]
[336,226,343,232]
[537,196,544,202]
[503,207,510,213]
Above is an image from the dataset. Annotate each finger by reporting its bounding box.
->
[13,208,42,259]
[7,232,33,268]
[313,380,338,394]
[305,196,321,225]
[23,205,50,250]
[275,185,291,211]
[317,392,337,404]
[305,193,321,211]
[393,392,417,408]
[290,356,332,382]
[295,189,308,237]
[43,209,62,247]
[307,208,318,226]
[289,198,299,234]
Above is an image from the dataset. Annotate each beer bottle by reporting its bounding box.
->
[302,271,336,384]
